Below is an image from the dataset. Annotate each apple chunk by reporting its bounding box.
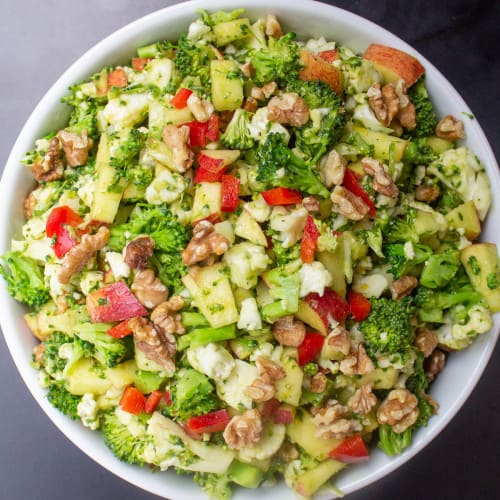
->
[299,50,342,94]
[363,43,425,86]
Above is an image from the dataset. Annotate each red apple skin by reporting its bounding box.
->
[299,50,342,94]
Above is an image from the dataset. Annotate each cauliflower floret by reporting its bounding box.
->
[216,359,258,410]
[248,107,290,143]
[44,263,72,301]
[299,261,333,297]
[145,167,187,204]
[77,394,100,430]
[224,242,270,289]
[187,343,235,381]
[187,19,211,41]
[244,195,272,223]
[352,267,393,298]
[303,37,337,55]
[102,93,151,128]
[269,206,308,248]
[105,251,131,279]
[428,147,492,220]
[237,297,262,331]
[79,270,104,296]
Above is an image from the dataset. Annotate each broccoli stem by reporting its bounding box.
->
[177,324,236,351]
[137,43,159,58]
[181,312,210,328]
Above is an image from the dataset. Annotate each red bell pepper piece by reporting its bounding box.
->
[342,169,376,217]
[221,174,240,212]
[205,113,219,142]
[131,57,151,72]
[86,281,148,323]
[170,88,193,109]
[304,288,350,329]
[187,409,231,434]
[329,434,370,464]
[120,386,146,415]
[46,205,84,258]
[144,390,163,414]
[107,320,133,339]
[298,332,325,366]
[348,290,372,322]
[182,120,207,147]
[194,154,226,183]
[163,390,172,406]
[261,187,303,206]
[318,49,339,63]
[301,215,320,263]
[107,68,128,88]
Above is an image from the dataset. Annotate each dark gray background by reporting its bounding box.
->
[1,1,499,499]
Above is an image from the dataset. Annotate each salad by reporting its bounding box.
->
[2,8,499,499]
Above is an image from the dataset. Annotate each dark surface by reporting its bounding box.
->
[0,1,499,499]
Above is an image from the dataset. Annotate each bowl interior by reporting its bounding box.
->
[0,0,499,498]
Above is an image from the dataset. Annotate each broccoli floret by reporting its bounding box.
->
[383,207,419,243]
[287,79,346,163]
[194,472,233,500]
[360,297,415,357]
[419,249,460,289]
[109,203,190,292]
[403,78,438,139]
[46,383,82,420]
[341,130,375,157]
[256,133,329,198]
[102,410,150,466]
[436,187,463,214]
[164,369,219,421]
[403,138,438,165]
[406,352,435,428]
[109,128,147,174]
[220,108,255,150]
[378,424,412,456]
[197,8,245,27]
[38,332,73,380]
[250,32,300,85]
[0,251,50,309]
[62,83,102,140]
[384,243,433,279]
[75,323,132,368]
[271,240,301,266]
[174,36,213,93]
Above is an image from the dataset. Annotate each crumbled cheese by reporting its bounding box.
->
[244,195,272,223]
[145,167,187,204]
[237,297,262,331]
[187,19,211,41]
[299,261,333,297]
[102,93,151,128]
[269,206,308,248]
[187,343,235,381]
[77,394,100,430]
[105,252,131,279]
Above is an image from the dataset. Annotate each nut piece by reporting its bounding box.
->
[327,325,351,356]
[415,329,439,358]
[339,343,375,375]
[23,190,37,219]
[244,377,275,403]
[302,196,320,212]
[394,80,416,130]
[124,235,155,270]
[131,269,168,309]
[162,124,194,173]
[435,115,466,141]
[151,295,185,335]
[415,184,441,203]
[58,226,110,284]
[241,61,254,78]
[277,441,299,462]
[361,157,399,198]
[57,129,93,167]
[186,93,214,123]
[251,82,278,101]
[319,150,346,188]
[265,14,282,38]
[223,409,263,450]
[267,93,310,127]
[377,389,419,433]
[331,186,370,221]
[390,275,418,300]
[272,315,306,347]
[32,343,45,364]
[310,372,328,394]
[243,97,258,113]
[256,356,286,381]
[348,384,377,414]
[311,399,362,439]
[367,82,399,127]
[245,356,285,403]
[182,220,229,266]
[425,349,446,381]
[128,316,176,373]
[32,137,64,182]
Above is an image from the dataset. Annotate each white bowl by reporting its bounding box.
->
[1,0,499,498]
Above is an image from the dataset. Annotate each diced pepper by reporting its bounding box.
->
[86,281,148,323]
[46,205,83,258]
[329,434,370,464]
[301,215,320,263]
[298,332,325,366]
[131,57,152,72]
[107,320,133,339]
[261,187,303,206]
[205,113,219,142]
[348,290,372,322]
[187,409,231,433]
[164,390,172,406]
[342,169,376,217]
[304,288,350,329]
[120,386,146,415]
[221,174,240,212]
[107,68,128,88]
[170,88,193,109]
[144,390,163,414]
[194,154,226,183]
[318,49,339,63]
[182,120,208,147]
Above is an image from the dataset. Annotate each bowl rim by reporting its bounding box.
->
[1,0,499,498]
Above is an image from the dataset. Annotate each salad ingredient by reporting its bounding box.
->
[329,434,370,464]
[120,386,146,415]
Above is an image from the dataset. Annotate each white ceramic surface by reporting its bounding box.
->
[0,1,498,499]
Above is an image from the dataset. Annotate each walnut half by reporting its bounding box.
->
[267,93,310,127]
[272,315,306,347]
[331,186,370,221]
[182,220,229,266]
[311,399,362,440]
[377,389,419,433]
[435,115,465,141]
[361,157,399,198]
[131,269,168,309]
[223,409,263,450]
